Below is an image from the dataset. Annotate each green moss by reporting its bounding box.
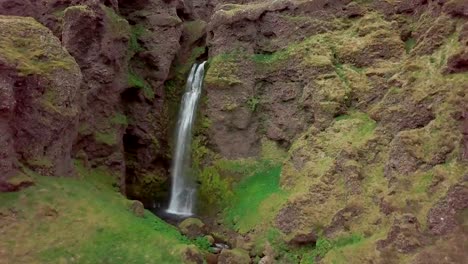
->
[129,25,146,54]
[101,5,130,38]
[0,16,78,76]
[405,37,416,54]
[127,170,167,201]
[111,113,128,126]
[28,157,54,169]
[128,70,155,100]
[183,20,206,45]
[197,165,234,209]
[246,96,260,112]
[0,163,199,263]
[94,131,118,146]
[224,161,286,233]
[205,52,244,87]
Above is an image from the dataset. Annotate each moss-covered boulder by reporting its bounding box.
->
[0,15,81,187]
[179,218,206,239]
[218,248,250,264]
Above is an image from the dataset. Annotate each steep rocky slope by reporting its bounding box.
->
[197,0,468,263]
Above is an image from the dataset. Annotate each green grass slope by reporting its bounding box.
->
[0,163,196,264]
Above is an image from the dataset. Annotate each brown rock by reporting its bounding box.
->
[288,231,317,246]
[181,245,204,264]
[129,200,145,217]
[326,205,362,235]
[427,184,468,236]
[443,0,468,18]
[377,214,427,254]
[178,218,206,238]
[444,49,468,74]
[0,16,82,185]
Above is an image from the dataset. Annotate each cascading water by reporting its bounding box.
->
[166,61,206,216]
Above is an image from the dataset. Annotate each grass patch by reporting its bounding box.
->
[0,163,199,264]
[405,37,416,54]
[205,52,244,87]
[224,161,287,233]
[94,131,118,146]
[111,113,128,126]
[0,16,78,76]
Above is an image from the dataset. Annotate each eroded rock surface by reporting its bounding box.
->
[0,16,82,189]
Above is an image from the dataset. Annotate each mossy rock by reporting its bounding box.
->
[205,52,244,87]
[218,248,250,264]
[0,16,78,76]
[178,218,206,239]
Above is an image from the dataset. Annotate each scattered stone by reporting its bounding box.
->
[129,200,145,217]
[178,218,206,238]
[211,242,229,254]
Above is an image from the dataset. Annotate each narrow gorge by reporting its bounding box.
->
[0,0,467,263]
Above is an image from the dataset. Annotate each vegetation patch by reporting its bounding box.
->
[129,25,146,55]
[224,161,286,233]
[128,70,155,100]
[0,163,200,264]
[205,52,244,87]
[94,131,118,146]
[101,5,130,38]
[0,16,78,76]
[111,113,129,126]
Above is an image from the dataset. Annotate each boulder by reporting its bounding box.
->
[218,248,250,264]
[129,200,145,217]
[180,245,204,264]
[178,218,206,238]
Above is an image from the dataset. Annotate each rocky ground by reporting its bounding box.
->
[0,0,467,263]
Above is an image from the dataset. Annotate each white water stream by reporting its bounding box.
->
[166,62,206,216]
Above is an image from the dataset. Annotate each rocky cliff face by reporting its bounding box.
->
[0,0,467,263]
[0,15,82,191]
[199,0,468,262]
[0,0,202,204]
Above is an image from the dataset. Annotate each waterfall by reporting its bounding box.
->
[166,61,206,216]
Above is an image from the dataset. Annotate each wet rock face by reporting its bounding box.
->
[0,16,82,185]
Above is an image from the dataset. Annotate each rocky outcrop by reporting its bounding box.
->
[199,1,468,263]
[0,16,82,190]
[0,0,196,206]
